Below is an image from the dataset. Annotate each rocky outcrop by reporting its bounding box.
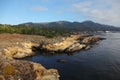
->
[0,34,60,80]
[65,43,86,52]
[82,36,103,44]
[1,42,35,59]
[0,34,104,80]
[0,33,64,59]
[0,56,59,80]
[40,34,103,53]
[0,34,104,58]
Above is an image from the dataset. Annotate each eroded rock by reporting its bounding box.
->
[66,43,86,52]
[0,34,104,58]
[40,34,103,53]
[82,36,102,44]
[1,42,35,59]
[0,56,60,80]
[57,59,67,63]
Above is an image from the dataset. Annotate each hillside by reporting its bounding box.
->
[0,20,120,37]
[18,20,120,31]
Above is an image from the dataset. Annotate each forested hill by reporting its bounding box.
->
[0,21,120,37]
[18,21,120,31]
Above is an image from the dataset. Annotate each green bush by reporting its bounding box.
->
[0,25,71,37]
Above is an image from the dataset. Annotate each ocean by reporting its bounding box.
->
[28,32,120,80]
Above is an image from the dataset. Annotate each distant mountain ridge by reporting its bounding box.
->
[17,20,120,31]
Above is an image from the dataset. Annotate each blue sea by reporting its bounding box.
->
[28,32,120,80]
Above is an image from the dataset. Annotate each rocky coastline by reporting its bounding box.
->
[0,33,104,80]
[0,34,61,80]
[38,34,104,54]
[0,56,59,80]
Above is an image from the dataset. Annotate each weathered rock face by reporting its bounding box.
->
[82,36,101,44]
[1,42,35,59]
[40,34,103,53]
[0,56,60,80]
[66,43,86,52]
[42,35,84,52]
[0,34,104,58]
[0,34,60,80]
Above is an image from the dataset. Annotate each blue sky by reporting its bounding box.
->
[0,0,120,26]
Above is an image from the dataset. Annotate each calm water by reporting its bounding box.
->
[28,32,120,80]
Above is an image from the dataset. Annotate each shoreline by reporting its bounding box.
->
[0,33,62,80]
[0,33,104,80]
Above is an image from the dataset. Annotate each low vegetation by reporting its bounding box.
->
[0,25,71,38]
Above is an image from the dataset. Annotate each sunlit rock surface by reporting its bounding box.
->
[41,34,103,53]
[0,56,59,80]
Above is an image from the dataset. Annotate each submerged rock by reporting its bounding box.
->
[57,59,67,63]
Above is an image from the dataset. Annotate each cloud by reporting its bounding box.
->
[71,0,120,26]
[31,6,48,12]
[56,11,63,14]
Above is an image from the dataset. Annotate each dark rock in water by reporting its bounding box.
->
[99,37,106,40]
[57,59,67,63]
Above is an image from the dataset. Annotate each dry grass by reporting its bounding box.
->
[0,33,63,50]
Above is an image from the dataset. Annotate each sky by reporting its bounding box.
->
[0,0,120,26]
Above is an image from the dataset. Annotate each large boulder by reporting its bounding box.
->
[0,56,60,80]
[66,43,86,52]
